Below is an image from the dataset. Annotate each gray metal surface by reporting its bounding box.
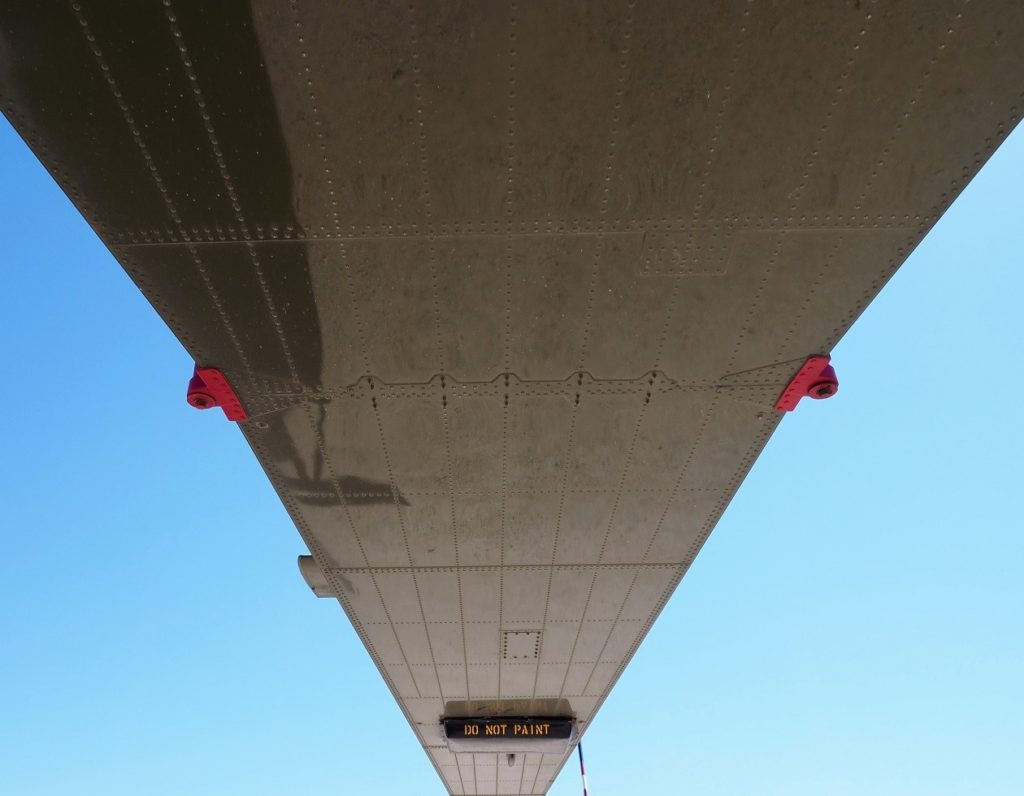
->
[2,2,1022,793]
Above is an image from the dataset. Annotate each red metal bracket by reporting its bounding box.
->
[186,365,248,422]
[775,355,839,412]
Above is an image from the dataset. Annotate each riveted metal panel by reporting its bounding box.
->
[4,2,1023,793]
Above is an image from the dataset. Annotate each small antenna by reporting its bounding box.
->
[578,740,589,796]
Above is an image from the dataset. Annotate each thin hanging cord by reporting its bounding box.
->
[578,740,589,796]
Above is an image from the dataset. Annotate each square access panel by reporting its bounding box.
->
[502,630,541,662]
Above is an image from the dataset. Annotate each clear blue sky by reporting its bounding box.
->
[1,114,1021,796]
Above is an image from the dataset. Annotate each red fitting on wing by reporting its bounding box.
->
[186,365,248,422]
[775,355,839,412]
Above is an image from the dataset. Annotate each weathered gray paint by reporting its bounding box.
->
[3,2,1022,793]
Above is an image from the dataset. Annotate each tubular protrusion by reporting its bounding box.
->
[298,555,336,598]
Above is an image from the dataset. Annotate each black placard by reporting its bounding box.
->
[444,717,574,742]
